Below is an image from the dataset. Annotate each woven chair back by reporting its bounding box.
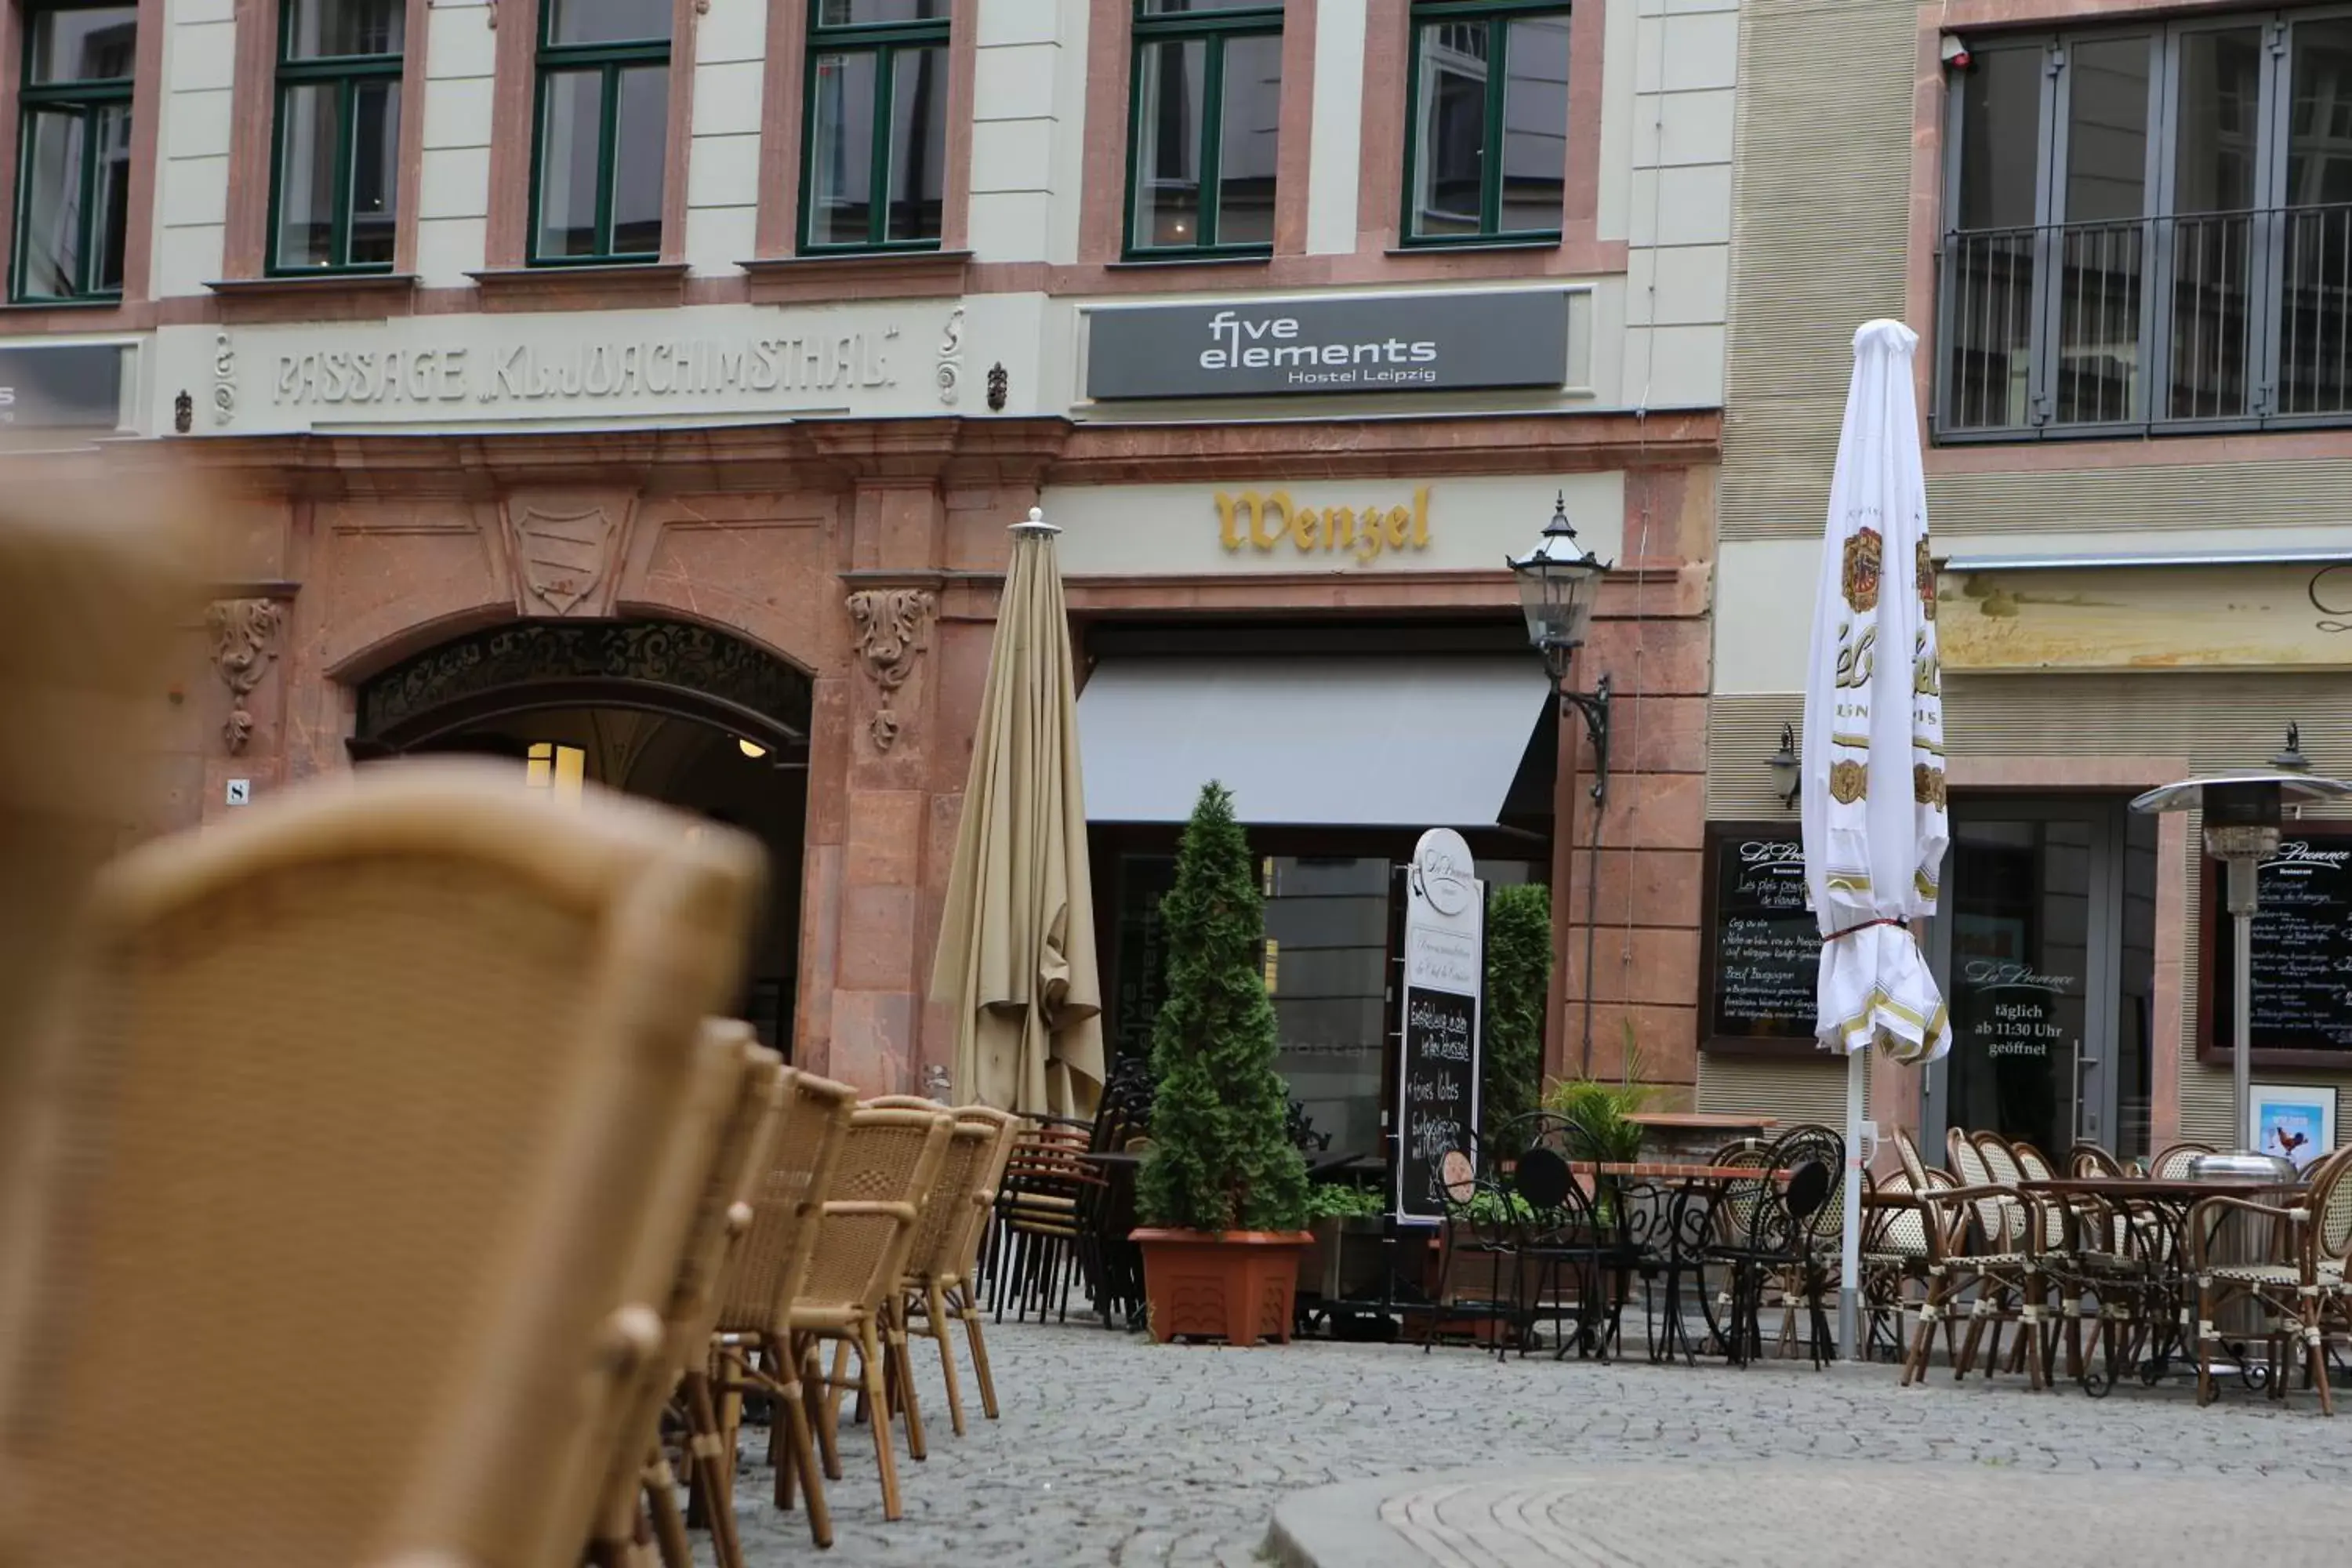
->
[901,1122,996,1287]
[0,761,763,1568]
[2071,1143,2125,1178]
[1945,1130,2017,1250]
[712,1069,859,1338]
[586,1024,777,1544]
[797,1110,953,1323]
[2149,1142,2216,1178]
[0,470,196,1111]
[1980,1134,2064,1249]
[2313,1146,2352,1261]
[948,1107,1020,1285]
[1888,1127,1933,1188]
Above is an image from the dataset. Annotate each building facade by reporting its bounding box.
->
[1700,0,2352,1161]
[1,0,1737,1120]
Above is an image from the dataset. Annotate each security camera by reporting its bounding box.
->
[1940,34,1973,70]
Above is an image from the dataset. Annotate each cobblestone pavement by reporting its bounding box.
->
[728,1321,2352,1568]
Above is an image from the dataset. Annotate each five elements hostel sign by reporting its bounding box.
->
[1395,828,1486,1225]
[0,343,123,429]
[1085,291,1571,401]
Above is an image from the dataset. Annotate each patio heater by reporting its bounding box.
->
[2129,769,2352,1176]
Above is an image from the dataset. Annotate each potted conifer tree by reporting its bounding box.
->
[1132,782,1312,1345]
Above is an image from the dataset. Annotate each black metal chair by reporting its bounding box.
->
[1708,1123,1844,1367]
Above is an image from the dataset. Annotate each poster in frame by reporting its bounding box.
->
[2249,1083,2338,1172]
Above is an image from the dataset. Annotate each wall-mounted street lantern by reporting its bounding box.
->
[2132,768,2352,1165]
[1768,721,1801,809]
[1508,492,1613,803]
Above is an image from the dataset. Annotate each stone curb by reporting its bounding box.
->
[1264,1474,1439,1568]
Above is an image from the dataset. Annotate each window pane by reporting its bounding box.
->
[815,0,943,22]
[348,80,400,264]
[92,102,131,291]
[2278,20,2352,415]
[884,45,946,243]
[1944,227,2036,429]
[26,6,136,84]
[2053,37,2149,425]
[15,108,89,296]
[1131,38,1205,246]
[2287,19,2352,205]
[1411,18,1488,238]
[2063,37,2147,222]
[285,0,404,59]
[807,49,878,245]
[2168,28,2260,420]
[609,64,666,254]
[1955,44,2042,230]
[1499,14,1569,232]
[545,0,667,45]
[1214,31,1280,246]
[274,82,339,269]
[535,68,606,257]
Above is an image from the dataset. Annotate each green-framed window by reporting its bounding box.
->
[1403,0,1570,246]
[270,0,403,274]
[1124,0,1281,258]
[11,2,136,303]
[531,0,670,265]
[801,1,948,252]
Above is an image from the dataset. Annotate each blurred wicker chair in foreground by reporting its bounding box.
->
[587,1022,786,1568]
[0,761,764,1568]
[706,1067,860,1555]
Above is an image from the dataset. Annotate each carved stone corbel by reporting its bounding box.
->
[845,588,935,751]
[206,598,284,754]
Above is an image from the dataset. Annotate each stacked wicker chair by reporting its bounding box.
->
[0,760,767,1568]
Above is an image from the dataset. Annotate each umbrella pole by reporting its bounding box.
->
[1839,1048,1866,1362]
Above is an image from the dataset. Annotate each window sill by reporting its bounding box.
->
[739,249,971,300]
[1109,252,1274,270]
[205,272,419,321]
[466,262,689,310]
[1386,238,1564,256]
[2,295,122,311]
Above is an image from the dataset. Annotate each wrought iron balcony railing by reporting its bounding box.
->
[1939,204,2352,438]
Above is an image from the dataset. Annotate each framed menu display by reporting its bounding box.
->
[1700,823,1823,1054]
[2203,825,2352,1069]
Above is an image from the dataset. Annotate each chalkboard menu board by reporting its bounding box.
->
[1394,829,1484,1225]
[2207,833,2352,1063]
[1703,827,1822,1048]
[1398,986,1477,1221]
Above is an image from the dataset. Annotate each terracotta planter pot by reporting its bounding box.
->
[1131,1227,1313,1345]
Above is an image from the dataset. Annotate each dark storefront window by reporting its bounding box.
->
[1105,835,1537,1162]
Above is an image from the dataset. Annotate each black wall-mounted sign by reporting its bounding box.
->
[2206,830,2352,1066]
[1702,826,1823,1052]
[0,343,124,429]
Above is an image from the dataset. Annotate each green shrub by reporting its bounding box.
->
[1135,782,1311,1234]
[1541,1020,1654,1164]
[1481,882,1552,1138]
[1303,1183,1388,1221]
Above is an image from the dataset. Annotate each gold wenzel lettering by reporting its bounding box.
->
[1213,486,1432,566]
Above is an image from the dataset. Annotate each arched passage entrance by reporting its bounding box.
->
[350,618,815,1057]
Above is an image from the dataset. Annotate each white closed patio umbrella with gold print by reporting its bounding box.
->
[1802,321,1952,1359]
[931,508,1105,1120]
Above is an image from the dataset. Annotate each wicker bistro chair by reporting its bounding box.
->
[1904,1132,2049,1389]
[1859,1168,1960,1363]
[2187,1145,2352,1415]
[586,1025,785,1568]
[0,760,765,1568]
[871,1117,996,1461]
[906,1105,1018,1432]
[798,1109,954,1523]
[705,1068,860,1555]
[2152,1142,2218,1178]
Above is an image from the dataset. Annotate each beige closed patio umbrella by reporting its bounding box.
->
[931,508,1104,1119]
